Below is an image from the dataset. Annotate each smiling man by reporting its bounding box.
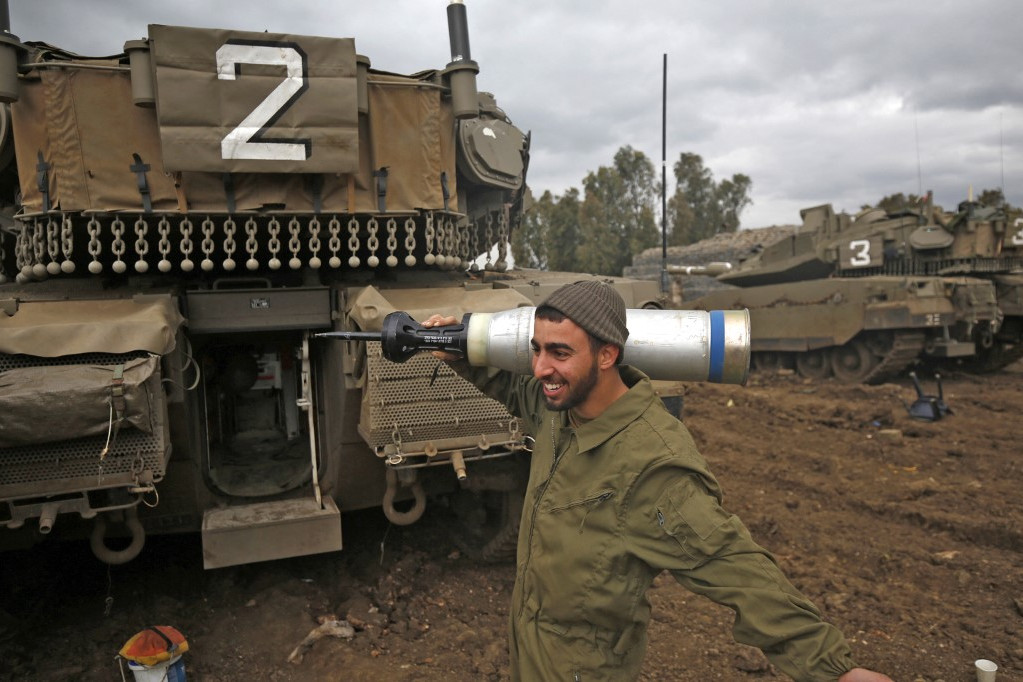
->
[424,280,890,682]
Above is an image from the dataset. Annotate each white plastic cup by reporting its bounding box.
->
[975,658,998,682]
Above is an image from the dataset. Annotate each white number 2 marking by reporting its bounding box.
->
[849,239,872,266]
[216,41,310,161]
[1012,218,1023,246]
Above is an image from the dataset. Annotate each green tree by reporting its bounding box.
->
[977,188,1005,207]
[576,146,660,275]
[668,153,752,245]
[512,188,582,270]
[870,193,927,214]
[717,174,753,232]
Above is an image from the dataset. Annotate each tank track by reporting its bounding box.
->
[862,332,926,384]
[954,342,1023,374]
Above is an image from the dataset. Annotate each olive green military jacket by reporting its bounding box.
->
[458,362,857,681]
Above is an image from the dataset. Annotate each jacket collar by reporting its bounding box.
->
[569,366,656,454]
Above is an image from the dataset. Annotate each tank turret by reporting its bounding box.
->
[682,195,1019,382]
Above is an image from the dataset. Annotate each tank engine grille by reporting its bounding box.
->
[0,352,170,500]
[359,342,521,453]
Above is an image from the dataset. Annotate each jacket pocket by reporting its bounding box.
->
[655,479,732,567]
[549,489,615,533]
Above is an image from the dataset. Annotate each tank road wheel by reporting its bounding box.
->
[795,349,831,379]
[830,340,880,383]
[753,351,790,372]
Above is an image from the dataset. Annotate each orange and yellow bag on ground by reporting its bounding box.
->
[118,626,188,666]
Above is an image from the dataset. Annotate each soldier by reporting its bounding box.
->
[424,280,891,681]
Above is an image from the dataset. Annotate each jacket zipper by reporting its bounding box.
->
[548,490,614,513]
[518,416,565,618]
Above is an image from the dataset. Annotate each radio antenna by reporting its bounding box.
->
[660,53,668,293]
[1000,112,1005,203]
[914,113,923,198]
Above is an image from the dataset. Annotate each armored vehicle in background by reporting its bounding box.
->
[0,4,671,568]
[681,198,1020,382]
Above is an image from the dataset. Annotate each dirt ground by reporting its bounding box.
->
[1,361,1020,682]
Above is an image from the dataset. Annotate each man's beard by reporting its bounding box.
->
[543,356,600,412]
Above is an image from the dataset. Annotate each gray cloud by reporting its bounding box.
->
[10,0,1020,227]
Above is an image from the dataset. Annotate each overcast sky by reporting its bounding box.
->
[11,1,1021,229]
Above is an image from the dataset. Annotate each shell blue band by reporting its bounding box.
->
[709,310,725,383]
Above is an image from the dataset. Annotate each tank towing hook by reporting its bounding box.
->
[90,506,146,565]
[382,467,426,526]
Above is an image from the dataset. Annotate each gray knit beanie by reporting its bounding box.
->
[539,280,629,347]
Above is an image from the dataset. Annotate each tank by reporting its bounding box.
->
[0,4,676,568]
[676,198,1017,382]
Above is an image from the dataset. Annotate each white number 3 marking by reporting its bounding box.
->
[1012,218,1023,246]
[216,41,310,161]
[849,239,871,266]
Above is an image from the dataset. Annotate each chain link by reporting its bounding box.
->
[44,218,60,275]
[134,216,150,273]
[384,217,398,267]
[32,220,47,278]
[328,216,342,268]
[267,217,282,270]
[423,212,436,265]
[308,216,322,269]
[87,216,103,274]
[403,216,417,267]
[200,216,215,272]
[222,217,237,271]
[347,216,361,267]
[366,216,380,267]
[110,217,127,274]
[157,216,172,272]
[245,217,259,270]
[60,214,75,274]
[450,214,462,267]
[15,224,32,282]
[179,217,195,272]
[460,218,471,266]
[468,216,480,272]
[483,213,494,270]
[287,216,302,269]
[496,209,509,272]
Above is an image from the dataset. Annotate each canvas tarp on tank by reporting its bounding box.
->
[0,356,161,447]
[347,285,532,332]
[13,27,458,214]
[0,297,183,356]
[0,298,180,447]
